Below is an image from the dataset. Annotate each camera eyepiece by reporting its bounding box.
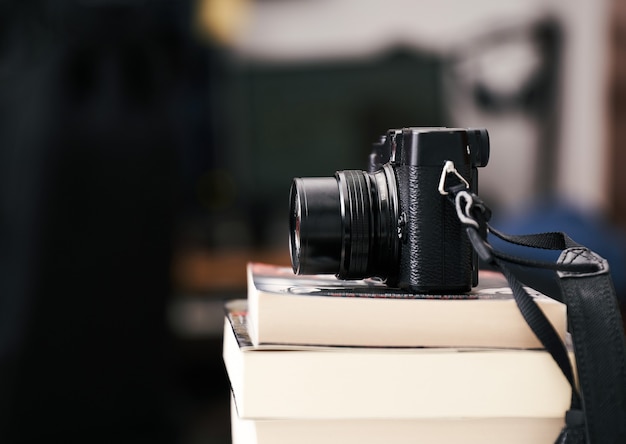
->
[467,128,490,167]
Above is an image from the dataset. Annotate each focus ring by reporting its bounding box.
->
[338,170,371,278]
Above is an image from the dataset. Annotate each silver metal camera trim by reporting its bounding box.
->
[438,160,470,195]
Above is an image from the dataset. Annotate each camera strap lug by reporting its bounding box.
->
[438,160,470,195]
[438,160,491,234]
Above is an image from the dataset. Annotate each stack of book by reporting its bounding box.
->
[223,262,572,444]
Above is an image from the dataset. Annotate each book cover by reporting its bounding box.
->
[223,301,572,420]
[246,262,567,348]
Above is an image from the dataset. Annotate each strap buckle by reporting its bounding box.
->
[455,191,480,229]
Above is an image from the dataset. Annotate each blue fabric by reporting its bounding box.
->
[489,199,626,304]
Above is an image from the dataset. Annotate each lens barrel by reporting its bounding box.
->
[336,170,372,277]
[290,177,343,275]
[289,165,399,280]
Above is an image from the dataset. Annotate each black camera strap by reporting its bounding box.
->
[440,165,626,444]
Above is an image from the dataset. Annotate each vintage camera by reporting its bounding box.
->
[289,127,490,293]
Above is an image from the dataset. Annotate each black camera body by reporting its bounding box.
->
[289,127,490,293]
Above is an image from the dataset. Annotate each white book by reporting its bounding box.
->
[223,301,573,420]
[245,262,567,348]
[230,395,564,444]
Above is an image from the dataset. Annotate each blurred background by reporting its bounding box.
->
[0,0,625,442]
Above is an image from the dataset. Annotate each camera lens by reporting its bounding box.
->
[289,165,399,280]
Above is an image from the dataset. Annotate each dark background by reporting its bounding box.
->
[0,1,445,442]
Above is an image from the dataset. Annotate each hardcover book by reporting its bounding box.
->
[245,262,567,348]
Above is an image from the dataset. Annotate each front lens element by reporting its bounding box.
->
[289,177,343,275]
